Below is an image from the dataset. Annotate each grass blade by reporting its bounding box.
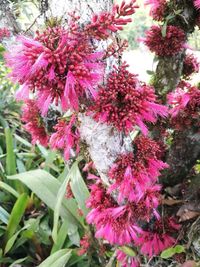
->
[0,181,19,198]
[70,162,90,216]
[5,193,29,243]
[52,173,70,243]
[5,127,16,176]
[0,206,9,225]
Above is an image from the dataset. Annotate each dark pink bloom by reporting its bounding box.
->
[86,183,144,245]
[89,204,143,245]
[117,250,140,267]
[77,234,90,256]
[83,161,96,172]
[5,26,104,113]
[194,0,200,9]
[168,82,200,129]
[143,25,186,56]
[90,64,167,135]
[168,87,191,118]
[136,217,180,257]
[145,0,167,21]
[108,136,167,202]
[65,184,73,199]
[0,27,10,41]
[49,115,80,160]
[21,100,49,146]
[182,54,199,78]
[87,0,138,39]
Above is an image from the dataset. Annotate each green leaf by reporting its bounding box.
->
[58,166,70,183]
[8,170,83,243]
[44,150,58,172]
[119,246,136,257]
[5,193,29,242]
[16,159,26,173]
[68,227,80,246]
[174,245,185,254]
[5,127,16,176]
[14,134,32,148]
[0,45,5,53]
[0,181,19,198]
[161,245,185,259]
[146,70,154,75]
[51,221,68,254]
[4,225,28,254]
[70,162,90,216]
[161,22,167,38]
[52,173,70,243]
[9,257,28,267]
[38,249,71,267]
[0,206,9,225]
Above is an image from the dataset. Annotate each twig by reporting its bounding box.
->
[24,14,41,34]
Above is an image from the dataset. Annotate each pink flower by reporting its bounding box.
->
[83,161,96,172]
[92,204,143,245]
[168,87,191,118]
[182,54,199,78]
[5,35,47,83]
[90,64,167,135]
[145,0,167,21]
[143,25,186,56]
[117,250,140,267]
[21,100,49,146]
[194,0,200,9]
[49,115,80,160]
[108,136,167,202]
[0,27,10,41]
[77,235,90,256]
[136,217,180,257]
[5,26,104,113]
[168,81,200,129]
[87,0,138,39]
[86,184,144,245]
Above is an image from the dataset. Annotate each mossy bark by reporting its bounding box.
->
[154,2,200,186]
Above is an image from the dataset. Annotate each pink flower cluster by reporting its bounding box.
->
[168,81,200,130]
[49,115,80,160]
[86,0,138,39]
[90,63,167,135]
[86,134,179,259]
[77,234,90,256]
[145,0,167,21]
[194,0,200,10]
[21,100,49,146]
[0,27,10,41]
[5,6,135,159]
[143,25,186,56]
[182,54,199,79]
[108,136,167,203]
[135,217,180,257]
[6,27,103,114]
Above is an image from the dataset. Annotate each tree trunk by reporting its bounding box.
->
[153,2,200,186]
[48,0,133,184]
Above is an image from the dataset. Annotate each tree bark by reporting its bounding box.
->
[0,0,21,34]
[153,2,200,186]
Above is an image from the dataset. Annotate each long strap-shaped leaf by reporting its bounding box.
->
[38,249,71,267]
[8,170,83,239]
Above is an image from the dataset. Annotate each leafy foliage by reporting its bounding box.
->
[0,45,93,267]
